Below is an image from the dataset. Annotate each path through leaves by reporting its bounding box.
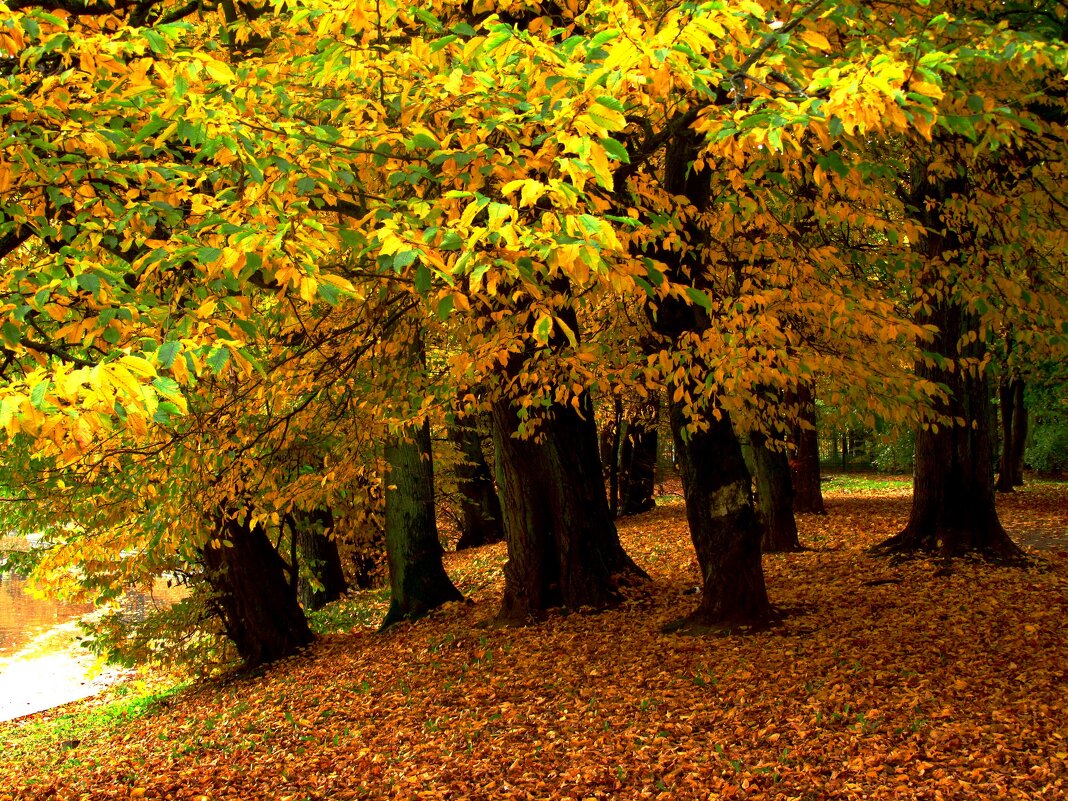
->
[2,479,1066,800]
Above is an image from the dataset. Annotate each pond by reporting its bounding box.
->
[0,571,182,722]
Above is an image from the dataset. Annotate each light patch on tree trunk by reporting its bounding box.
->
[709,479,750,518]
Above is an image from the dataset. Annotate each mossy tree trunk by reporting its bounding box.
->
[668,401,774,629]
[381,420,464,628]
[650,131,775,630]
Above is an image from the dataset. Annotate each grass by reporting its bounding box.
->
[0,677,189,777]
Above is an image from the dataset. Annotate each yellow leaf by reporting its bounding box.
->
[204,58,235,83]
[800,29,832,52]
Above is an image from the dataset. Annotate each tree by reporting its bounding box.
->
[447,411,504,550]
[381,420,464,628]
[996,375,1027,491]
[491,376,647,623]
[617,396,659,517]
[203,513,314,666]
[289,508,349,611]
[872,4,1068,559]
[749,432,802,552]
[790,382,825,514]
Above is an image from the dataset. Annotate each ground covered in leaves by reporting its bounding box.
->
[2,476,1066,800]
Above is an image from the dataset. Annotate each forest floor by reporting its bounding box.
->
[1,475,1066,801]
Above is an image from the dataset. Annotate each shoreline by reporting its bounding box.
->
[0,621,133,723]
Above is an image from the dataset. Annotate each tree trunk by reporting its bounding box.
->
[492,392,647,624]
[448,413,505,550]
[618,396,659,517]
[995,377,1029,492]
[1011,379,1027,485]
[381,421,464,628]
[875,160,1023,561]
[791,382,825,513]
[875,307,1022,558]
[750,433,802,552]
[202,515,313,666]
[293,509,349,611]
[649,130,775,630]
[668,402,775,630]
[599,397,623,517]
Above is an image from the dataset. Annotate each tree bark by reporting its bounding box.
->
[873,164,1023,560]
[293,508,348,611]
[649,131,775,630]
[202,515,313,666]
[448,413,505,550]
[618,396,659,517]
[791,381,825,514]
[381,421,464,628]
[492,392,647,624]
[668,402,775,630]
[750,433,802,552]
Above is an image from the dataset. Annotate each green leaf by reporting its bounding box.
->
[594,96,625,113]
[317,281,340,305]
[197,247,223,264]
[408,133,440,150]
[414,264,432,295]
[152,376,183,401]
[393,250,419,270]
[684,286,712,311]
[435,294,454,321]
[600,137,630,163]
[30,381,49,409]
[1,322,21,347]
[533,315,553,344]
[206,347,230,375]
[157,341,181,369]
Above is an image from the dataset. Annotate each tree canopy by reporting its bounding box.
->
[0,0,1065,657]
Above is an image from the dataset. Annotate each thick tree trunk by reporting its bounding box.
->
[875,162,1023,561]
[650,131,774,629]
[448,413,505,550]
[618,396,659,517]
[750,433,802,552]
[293,509,348,611]
[875,304,1023,559]
[381,421,464,628]
[492,392,647,624]
[668,402,774,630]
[202,515,313,666]
[791,382,825,514]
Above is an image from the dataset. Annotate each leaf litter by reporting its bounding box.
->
[2,478,1065,800]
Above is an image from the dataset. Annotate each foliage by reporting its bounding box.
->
[870,430,915,474]
[1026,384,1068,474]
[1,483,1065,799]
[0,0,1065,657]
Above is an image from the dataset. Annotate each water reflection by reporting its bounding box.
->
[0,573,94,656]
[0,571,186,721]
